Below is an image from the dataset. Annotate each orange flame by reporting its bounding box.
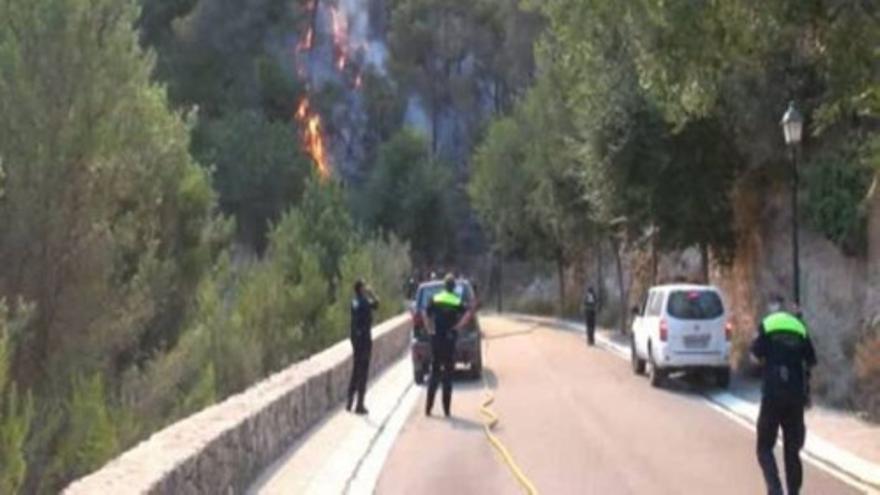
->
[293,0,371,180]
[295,99,331,179]
[297,27,314,52]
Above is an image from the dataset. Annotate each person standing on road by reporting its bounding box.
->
[347,279,379,415]
[425,274,472,417]
[751,298,816,495]
[583,286,598,346]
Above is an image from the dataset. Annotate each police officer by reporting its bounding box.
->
[347,279,379,415]
[751,297,816,495]
[425,274,471,417]
[583,286,598,346]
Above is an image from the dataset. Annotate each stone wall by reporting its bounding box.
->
[63,315,411,495]
[714,180,880,405]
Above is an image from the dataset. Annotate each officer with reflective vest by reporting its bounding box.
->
[751,298,816,495]
[424,274,471,417]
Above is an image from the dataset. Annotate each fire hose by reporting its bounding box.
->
[478,324,541,495]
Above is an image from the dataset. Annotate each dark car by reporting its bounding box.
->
[410,279,482,384]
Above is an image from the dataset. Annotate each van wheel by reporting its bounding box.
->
[648,345,665,388]
[631,338,646,375]
[716,367,731,389]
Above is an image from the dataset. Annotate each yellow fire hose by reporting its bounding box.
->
[478,324,541,495]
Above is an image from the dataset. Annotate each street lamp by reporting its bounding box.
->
[780,101,804,306]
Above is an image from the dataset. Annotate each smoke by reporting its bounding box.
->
[404,95,432,138]
[337,0,387,73]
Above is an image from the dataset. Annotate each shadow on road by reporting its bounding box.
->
[453,367,498,391]
[446,415,484,431]
[655,372,724,398]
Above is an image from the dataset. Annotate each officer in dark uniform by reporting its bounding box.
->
[583,286,598,346]
[751,302,816,495]
[425,274,471,417]
[347,279,379,415]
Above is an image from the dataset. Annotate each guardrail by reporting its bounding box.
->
[64,314,412,495]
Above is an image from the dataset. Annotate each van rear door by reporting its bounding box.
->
[663,289,725,354]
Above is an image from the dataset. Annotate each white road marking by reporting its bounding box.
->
[346,378,420,494]
[249,356,420,495]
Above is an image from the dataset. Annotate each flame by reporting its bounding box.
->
[295,99,331,179]
[297,27,314,52]
[292,0,369,180]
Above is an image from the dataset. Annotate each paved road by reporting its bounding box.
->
[377,315,860,494]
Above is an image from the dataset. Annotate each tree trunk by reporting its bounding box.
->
[611,235,627,334]
[596,236,605,312]
[496,253,504,313]
[557,249,566,316]
[700,242,710,284]
[651,234,659,285]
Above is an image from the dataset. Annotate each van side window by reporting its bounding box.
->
[647,291,664,317]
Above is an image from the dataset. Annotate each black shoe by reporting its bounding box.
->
[355,406,369,415]
[346,396,353,411]
[444,409,450,418]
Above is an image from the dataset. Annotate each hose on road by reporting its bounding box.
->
[478,323,540,495]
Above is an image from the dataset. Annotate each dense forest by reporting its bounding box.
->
[0,0,878,492]
[469,0,879,417]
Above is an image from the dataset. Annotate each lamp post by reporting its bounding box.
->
[780,101,804,306]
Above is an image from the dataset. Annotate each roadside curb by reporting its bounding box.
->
[506,313,880,493]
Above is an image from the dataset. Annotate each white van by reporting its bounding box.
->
[630,284,731,388]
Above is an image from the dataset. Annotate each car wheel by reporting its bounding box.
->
[648,344,665,388]
[716,367,731,389]
[631,338,646,375]
[470,355,483,380]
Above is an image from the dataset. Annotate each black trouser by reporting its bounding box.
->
[585,310,596,345]
[348,337,372,409]
[757,396,806,495]
[427,337,455,416]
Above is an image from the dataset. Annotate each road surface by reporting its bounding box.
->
[376,315,860,494]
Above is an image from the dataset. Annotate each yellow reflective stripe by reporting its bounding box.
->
[763,312,807,338]
[433,290,462,307]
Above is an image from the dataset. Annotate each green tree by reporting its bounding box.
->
[358,129,455,264]
[0,0,221,489]
[388,0,543,151]
[0,300,32,495]
[45,375,119,489]
[193,111,311,251]
[469,116,534,256]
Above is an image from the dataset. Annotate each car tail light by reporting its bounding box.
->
[411,311,423,328]
[725,321,733,341]
[659,319,668,342]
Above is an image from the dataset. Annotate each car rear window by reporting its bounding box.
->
[666,290,723,320]
[416,283,472,309]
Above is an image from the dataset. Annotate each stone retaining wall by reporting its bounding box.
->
[64,315,412,495]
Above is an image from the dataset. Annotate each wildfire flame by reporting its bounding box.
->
[296,99,331,179]
[293,0,367,179]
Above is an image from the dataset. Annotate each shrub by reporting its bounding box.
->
[803,151,873,256]
[0,300,32,495]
